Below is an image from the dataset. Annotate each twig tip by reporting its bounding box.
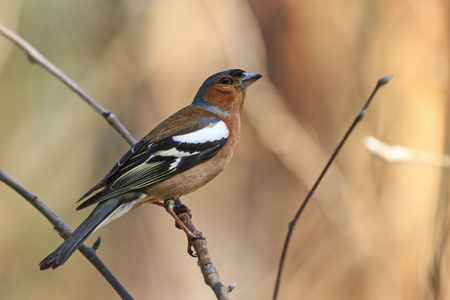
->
[378,74,393,86]
[228,282,236,292]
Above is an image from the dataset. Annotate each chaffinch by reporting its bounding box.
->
[40,69,261,270]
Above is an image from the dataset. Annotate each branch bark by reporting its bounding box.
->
[0,22,231,299]
[0,169,133,300]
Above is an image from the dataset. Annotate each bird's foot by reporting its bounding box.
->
[164,199,203,240]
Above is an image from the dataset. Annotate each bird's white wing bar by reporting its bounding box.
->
[173,120,229,144]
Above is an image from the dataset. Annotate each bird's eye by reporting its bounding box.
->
[218,77,233,85]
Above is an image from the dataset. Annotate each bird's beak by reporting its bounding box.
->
[240,72,262,88]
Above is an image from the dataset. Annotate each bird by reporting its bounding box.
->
[39,69,262,270]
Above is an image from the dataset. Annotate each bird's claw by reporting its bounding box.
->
[187,239,197,257]
[186,231,205,257]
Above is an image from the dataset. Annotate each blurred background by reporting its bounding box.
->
[0,0,449,299]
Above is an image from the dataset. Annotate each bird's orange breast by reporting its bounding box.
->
[140,112,241,203]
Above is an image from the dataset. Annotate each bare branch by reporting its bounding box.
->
[0,169,134,300]
[0,22,136,146]
[272,75,392,300]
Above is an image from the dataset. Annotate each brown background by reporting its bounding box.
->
[0,0,448,299]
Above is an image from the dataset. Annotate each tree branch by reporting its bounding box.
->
[0,23,136,146]
[0,169,134,300]
[0,22,230,299]
[272,75,392,300]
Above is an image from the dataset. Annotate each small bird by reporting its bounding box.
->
[39,69,261,270]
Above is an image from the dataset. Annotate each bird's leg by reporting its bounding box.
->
[153,201,182,230]
[173,202,197,257]
[163,199,204,240]
[153,200,189,230]
[152,201,164,207]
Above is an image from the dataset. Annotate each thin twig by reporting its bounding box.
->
[272,75,392,300]
[0,22,136,146]
[0,169,134,300]
[0,22,228,299]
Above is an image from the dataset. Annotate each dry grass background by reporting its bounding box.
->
[0,0,449,299]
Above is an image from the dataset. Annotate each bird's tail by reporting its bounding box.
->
[39,195,131,270]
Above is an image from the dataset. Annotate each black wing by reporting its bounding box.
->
[77,117,228,210]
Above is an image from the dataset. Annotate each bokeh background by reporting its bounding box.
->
[0,0,449,299]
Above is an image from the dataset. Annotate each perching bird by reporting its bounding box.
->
[39,69,261,270]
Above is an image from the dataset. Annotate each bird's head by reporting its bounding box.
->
[192,69,262,115]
